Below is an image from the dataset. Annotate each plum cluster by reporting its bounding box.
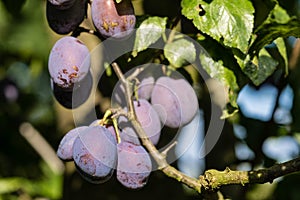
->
[47,0,200,190]
[57,123,152,189]
[56,73,199,188]
[46,0,136,108]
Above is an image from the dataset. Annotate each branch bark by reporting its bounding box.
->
[111,61,300,194]
[203,157,300,189]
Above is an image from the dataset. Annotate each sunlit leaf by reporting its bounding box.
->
[271,4,290,24]
[182,0,254,52]
[132,17,167,57]
[199,53,239,109]
[274,37,288,76]
[164,38,196,68]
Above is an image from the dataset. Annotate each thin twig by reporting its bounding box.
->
[161,141,177,158]
[19,122,65,175]
[127,65,146,81]
[111,62,135,119]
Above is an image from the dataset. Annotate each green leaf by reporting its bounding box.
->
[0,177,33,194]
[0,0,51,59]
[271,4,290,24]
[249,18,300,55]
[0,162,62,199]
[181,0,254,52]
[164,38,196,68]
[222,108,239,119]
[132,16,167,57]
[239,48,278,86]
[7,62,31,90]
[199,53,239,109]
[274,37,288,76]
[251,0,276,28]
[249,5,300,56]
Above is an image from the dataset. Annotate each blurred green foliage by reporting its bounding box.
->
[0,0,62,199]
[0,0,300,200]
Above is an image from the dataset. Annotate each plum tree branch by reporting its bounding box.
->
[111,61,300,194]
[203,157,300,189]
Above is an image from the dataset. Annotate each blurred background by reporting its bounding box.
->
[0,0,300,199]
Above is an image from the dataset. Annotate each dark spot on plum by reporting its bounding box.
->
[76,39,84,44]
[80,154,91,165]
[139,177,147,184]
[62,69,68,74]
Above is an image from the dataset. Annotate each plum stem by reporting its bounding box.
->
[112,118,121,143]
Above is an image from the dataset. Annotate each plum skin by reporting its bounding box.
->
[91,0,136,39]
